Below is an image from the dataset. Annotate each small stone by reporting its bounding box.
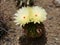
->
[53,0,60,7]
[48,17,53,20]
[55,38,59,40]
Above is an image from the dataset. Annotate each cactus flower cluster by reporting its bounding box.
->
[14,6,47,26]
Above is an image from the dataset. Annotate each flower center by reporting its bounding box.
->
[35,14,37,16]
[23,16,25,19]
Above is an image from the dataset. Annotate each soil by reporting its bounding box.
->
[0,0,60,45]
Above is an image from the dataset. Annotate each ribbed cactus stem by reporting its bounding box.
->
[16,0,35,8]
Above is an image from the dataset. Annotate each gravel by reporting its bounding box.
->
[0,0,60,45]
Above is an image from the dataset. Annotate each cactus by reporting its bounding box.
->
[15,0,35,8]
[22,22,45,38]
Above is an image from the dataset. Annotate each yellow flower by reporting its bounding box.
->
[31,6,47,24]
[14,6,47,26]
[14,7,30,26]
